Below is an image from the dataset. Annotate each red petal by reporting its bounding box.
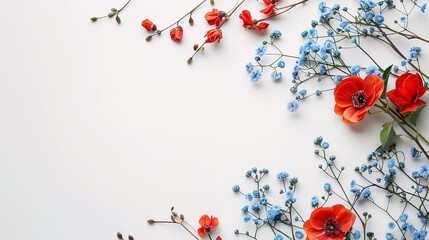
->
[263,0,271,5]
[260,4,275,15]
[387,89,409,105]
[343,106,367,123]
[333,207,356,233]
[198,227,206,237]
[210,216,219,228]
[255,22,269,30]
[334,77,363,107]
[239,10,253,25]
[199,214,211,227]
[309,207,333,229]
[400,100,426,113]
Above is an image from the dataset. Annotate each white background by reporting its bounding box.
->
[1,0,428,239]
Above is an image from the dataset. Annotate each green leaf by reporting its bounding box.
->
[380,122,396,150]
[409,105,426,126]
[381,65,393,99]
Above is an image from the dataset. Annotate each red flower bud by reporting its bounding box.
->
[205,29,222,43]
[170,26,183,42]
[141,19,155,31]
[387,72,427,113]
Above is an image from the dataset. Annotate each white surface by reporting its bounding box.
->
[0,0,428,239]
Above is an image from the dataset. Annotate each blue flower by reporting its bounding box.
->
[250,69,262,83]
[319,11,333,22]
[255,45,267,58]
[244,214,252,222]
[374,14,385,24]
[400,213,409,222]
[340,20,347,29]
[245,62,254,73]
[271,71,283,81]
[410,46,422,59]
[245,193,253,202]
[232,185,240,192]
[365,65,380,75]
[324,40,334,51]
[241,205,249,213]
[321,141,329,149]
[388,222,395,229]
[251,203,261,212]
[320,64,327,74]
[252,189,260,198]
[327,29,334,36]
[350,65,362,75]
[277,171,289,179]
[387,159,395,169]
[364,11,375,21]
[266,205,282,222]
[421,3,427,13]
[400,16,407,22]
[411,147,421,158]
[316,90,322,96]
[274,234,283,240]
[311,196,319,208]
[414,230,427,240]
[277,60,285,68]
[286,191,296,203]
[270,30,282,39]
[287,100,299,112]
[260,196,267,205]
[324,183,331,192]
[419,165,429,178]
[386,232,393,240]
[319,1,327,12]
[353,230,361,240]
[358,188,371,201]
[295,231,305,239]
[299,89,307,96]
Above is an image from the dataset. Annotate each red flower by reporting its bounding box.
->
[334,75,384,124]
[197,215,219,237]
[205,29,222,43]
[205,9,226,26]
[304,204,356,240]
[170,26,183,42]
[260,0,279,15]
[239,10,270,30]
[386,72,427,113]
[141,19,157,31]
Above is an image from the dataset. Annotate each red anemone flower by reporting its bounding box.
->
[205,29,222,43]
[170,26,183,42]
[334,75,384,124]
[386,72,427,113]
[141,19,157,31]
[197,215,219,237]
[304,204,356,240]
[205,9,226,26]
[239,10,269,30]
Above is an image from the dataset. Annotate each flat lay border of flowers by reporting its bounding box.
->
[91,0,429,239]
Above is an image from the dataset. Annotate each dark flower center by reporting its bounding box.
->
[351,90,368,109]
[323,217,340,237]
[218,11,226,18]
[205,227,211,233]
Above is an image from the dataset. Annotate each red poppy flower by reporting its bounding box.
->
[239,10,270,30]
[304,204,356,240]
[205,9,226,26]
[197,215,219,237]
[141,19,157,31]
[170,26,183,42]
[205,29,222,43]
[334,75,384,124]
[386,72,427,113]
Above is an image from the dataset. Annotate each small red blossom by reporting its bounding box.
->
[334,75,384,124]
[205,9,226,26]
[304,204,356,240]
[170,26,183,42]
[141,19,157,31]
[239,10,269,30]
[197,215,219,237]
[205,29,222,43]
[387,72,427,113]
